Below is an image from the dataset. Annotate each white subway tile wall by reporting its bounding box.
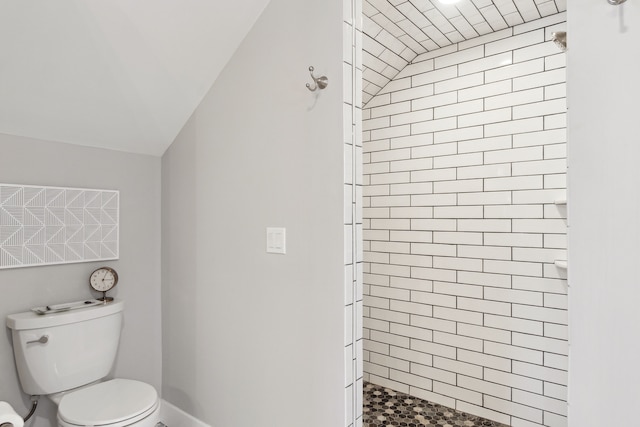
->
[362,16,567,427]
[361,3,567,105]
[345,1,364,427]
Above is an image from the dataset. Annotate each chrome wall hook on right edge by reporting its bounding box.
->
[306,66,328,92]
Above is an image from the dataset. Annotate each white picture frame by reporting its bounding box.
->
[0,183,119,269]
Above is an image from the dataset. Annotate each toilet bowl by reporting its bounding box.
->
[56,379,160,427]
[6,300,160,427]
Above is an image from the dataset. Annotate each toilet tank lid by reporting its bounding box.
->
[6,299,124,330]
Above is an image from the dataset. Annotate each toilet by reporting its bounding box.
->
[6,300,161,427]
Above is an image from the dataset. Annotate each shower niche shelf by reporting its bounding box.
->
[554,260,568,269]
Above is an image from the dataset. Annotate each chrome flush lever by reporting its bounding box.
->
[27,335,49,344]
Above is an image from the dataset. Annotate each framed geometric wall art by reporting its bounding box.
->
[0,184,119,269]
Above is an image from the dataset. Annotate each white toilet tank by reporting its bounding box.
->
[6,300,124,396]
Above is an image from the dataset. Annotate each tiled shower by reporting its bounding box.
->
[360,8,568,427]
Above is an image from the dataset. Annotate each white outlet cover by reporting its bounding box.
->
[266,227,286,254]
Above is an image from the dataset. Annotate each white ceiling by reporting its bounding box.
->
[0,0,566,156]
[362,0,567,105]
[0,0,270,156]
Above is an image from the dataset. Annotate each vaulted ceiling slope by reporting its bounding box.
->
[362,0,566,105]
[0,0,271,156]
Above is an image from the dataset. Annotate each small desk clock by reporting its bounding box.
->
[89,266,118,302]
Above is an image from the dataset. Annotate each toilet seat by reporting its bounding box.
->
[58,379,159,427]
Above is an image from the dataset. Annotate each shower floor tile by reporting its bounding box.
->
[363,382,509,427]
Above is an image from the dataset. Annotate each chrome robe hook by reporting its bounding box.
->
[306,66,328,92]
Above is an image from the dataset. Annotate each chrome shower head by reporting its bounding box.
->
[551,31,567,52]
[608,0,627,4]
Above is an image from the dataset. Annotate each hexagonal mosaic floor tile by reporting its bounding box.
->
[363,382,509,427]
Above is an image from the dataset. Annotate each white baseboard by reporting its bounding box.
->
[159,399,211,427]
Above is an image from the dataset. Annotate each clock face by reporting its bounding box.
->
[90,267,118,292]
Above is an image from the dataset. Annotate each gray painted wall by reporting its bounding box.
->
[567,2,640,426]
[160,0,346,425]
[0,134,162,426]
